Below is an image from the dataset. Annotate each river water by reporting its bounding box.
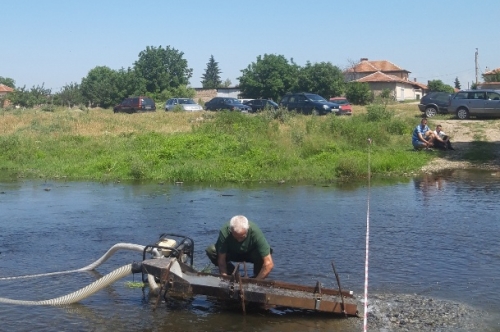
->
[0,170,499,331]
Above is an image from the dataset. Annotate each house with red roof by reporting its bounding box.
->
[0,84,14,107]
[345,58,427,101]
[479,67,500,89]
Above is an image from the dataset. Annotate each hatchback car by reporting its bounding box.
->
[329,97,353,115]
[417,92,451,117]
[280,92,341,115]
[165,98,203,112]
[449,89,500,119]
[243,99,279,112]
[113,96,156,113]
[204,97,251,112]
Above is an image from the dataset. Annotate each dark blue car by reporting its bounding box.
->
[279,92,340,115]
[204,97,251,112]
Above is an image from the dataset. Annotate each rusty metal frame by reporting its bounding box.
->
[142,258,358,316]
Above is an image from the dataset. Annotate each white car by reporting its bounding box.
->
[165,98,203,112]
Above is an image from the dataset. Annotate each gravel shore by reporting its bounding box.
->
[417,119,500,173]
[348,293,496,331]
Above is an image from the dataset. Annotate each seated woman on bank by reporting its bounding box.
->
[433,125,455,150]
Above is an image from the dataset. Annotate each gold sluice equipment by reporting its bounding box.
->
[141,233,358,316]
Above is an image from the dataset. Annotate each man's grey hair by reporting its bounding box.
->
[230,215,249,234]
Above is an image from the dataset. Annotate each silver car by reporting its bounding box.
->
[450,89,500,119]
[165,98,203,112]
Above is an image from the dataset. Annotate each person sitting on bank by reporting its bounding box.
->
[433,125,455,150]
[205,215,274,279]
[412,118,435,150]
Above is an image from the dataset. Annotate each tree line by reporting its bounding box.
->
[2,45,488,109]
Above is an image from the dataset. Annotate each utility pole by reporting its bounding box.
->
[475,48,479,85]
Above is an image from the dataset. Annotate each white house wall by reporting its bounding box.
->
[368,82,421,101]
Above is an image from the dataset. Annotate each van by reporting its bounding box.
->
[113,96,156,113]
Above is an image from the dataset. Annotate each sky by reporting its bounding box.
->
[2,0,499,92]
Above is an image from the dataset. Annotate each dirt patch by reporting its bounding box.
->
[420,119,500,173]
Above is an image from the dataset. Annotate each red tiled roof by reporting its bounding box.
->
[347,59,410,73]
[0,84,14,92]
[484,68,500,75]
[355,71,427,89]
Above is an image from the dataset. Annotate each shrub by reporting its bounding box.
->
[366,103,394,122]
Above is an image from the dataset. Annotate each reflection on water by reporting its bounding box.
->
[0,171,499,331]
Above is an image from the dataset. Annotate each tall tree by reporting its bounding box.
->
[133,45,192,94]
[454,77,461,90]
[297,61,345,98]
[201,55,222,88]
[238,54,299,101]
[80,66,120,108]
[0,76,15,88]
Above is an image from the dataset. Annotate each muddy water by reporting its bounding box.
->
[0,170,499,331]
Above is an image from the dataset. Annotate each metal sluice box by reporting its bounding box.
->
[142,257,359,316]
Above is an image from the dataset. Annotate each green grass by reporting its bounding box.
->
[0,105,436,182]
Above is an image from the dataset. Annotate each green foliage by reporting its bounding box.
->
[201,55,222,88]
[154,85,196,105]
[366,103,395,122]
[80,66,121,108]
[345,82,372,105]
[1,109,433,182]
[470,82,478,90]
[238,54,299,101]
[133,45,193,94]
[56,82,83,107]
[260,107,293,123]
[9,84,52,108]
[427,80,455,93]
[297,61,345,98]
[454,77,461,89]
[0,76,16,88]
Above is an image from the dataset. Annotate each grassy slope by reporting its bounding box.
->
[0,104,435,182]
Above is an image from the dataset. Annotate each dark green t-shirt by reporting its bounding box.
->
[215,221,270,258]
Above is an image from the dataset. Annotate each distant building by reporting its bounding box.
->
[479,67,500,89]
[0,84,14,107]
[194,87,242,103]
[345,58,427,101]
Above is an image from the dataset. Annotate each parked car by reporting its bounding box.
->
[329,97,353,115]
[204,97,251,112]
[113,96,156,113]
[279,92,341,115]
[165,98,203,112]
[238,99,254,104]
[449,89,500,119]
[417,92,451,117]
[243,99,279,112]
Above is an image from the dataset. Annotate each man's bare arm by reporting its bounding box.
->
[255,254,274,279]
[218,253,228,275]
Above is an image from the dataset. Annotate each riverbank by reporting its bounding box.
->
[419,119,500,173]
[1,106,499,182]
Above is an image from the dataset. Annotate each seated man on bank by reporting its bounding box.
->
[412,118,435,150]
[433,125,455,150]
[205,215,274,279]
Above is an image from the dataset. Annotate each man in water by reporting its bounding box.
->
[205,215,274,279]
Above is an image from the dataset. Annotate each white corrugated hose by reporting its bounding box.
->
[0,243,162,305]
